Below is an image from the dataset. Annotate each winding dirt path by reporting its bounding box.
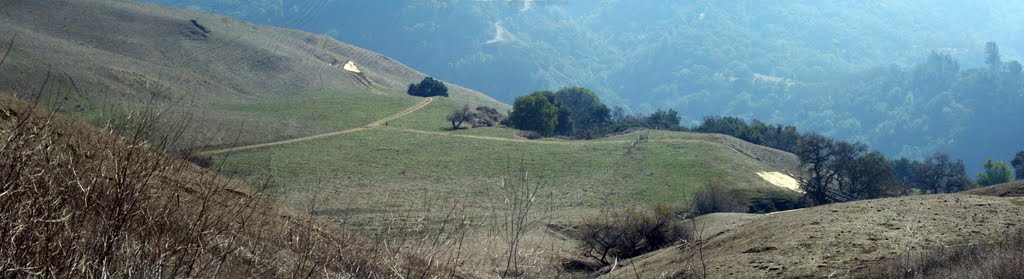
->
[199,97,434,156]
[200,96,789,180]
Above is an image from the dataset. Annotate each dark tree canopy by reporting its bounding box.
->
[986,42,1002,71]
[509,87,616,138]
[796,133,836,204]
[509,92,558,136]
[1008,60,1023,74]
[1014,150,1024,180]
[607,106,684,133]
[694,116,800,154]
[852,152,902,198]
[794,133,914,204]
[829,141,868,195]
[916,153,972,193]
[911,52,960,94]
[552,87,611,137]
[645,109,681,130]
[977,158,1013,187]
[407,77,449,97]
[891,158,919,188]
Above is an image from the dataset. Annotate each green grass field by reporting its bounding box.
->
[386,95,518,138]
[207,90,418,140]
[214,112,799,230]
[60,86,424,149]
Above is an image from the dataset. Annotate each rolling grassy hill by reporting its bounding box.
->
[0,0,504,149]
[0,92,443,278]
[0,0,805,231]
[602,193,1024,278]
[214,124,803,232]
[12,1,1024,278]
[0,1,818,276]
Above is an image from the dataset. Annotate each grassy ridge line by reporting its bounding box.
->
[389,127,740,145]
[200,96,434,156]
[385,127,790,176]
[214,127,797,225]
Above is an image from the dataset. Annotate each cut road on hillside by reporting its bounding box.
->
[199,97,435,156]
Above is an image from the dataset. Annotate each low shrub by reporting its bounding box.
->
[691,183,749,216]
[518,130,543,139]
[467,105,507,128]
[747,190,804,213]
[576,205,690,266]
[447,105,508,130]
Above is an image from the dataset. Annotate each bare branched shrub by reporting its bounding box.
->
[490,159,549,278]
[690,183,748,216]
[372,196,473,279]
[447,105,472,130]
[576,205,690,267]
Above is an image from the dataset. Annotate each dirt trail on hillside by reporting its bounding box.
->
[199,97,434,156]
[201,99,793,179]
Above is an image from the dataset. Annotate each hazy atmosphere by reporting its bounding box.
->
[145,0,1024,173]
[2,0,1024,278]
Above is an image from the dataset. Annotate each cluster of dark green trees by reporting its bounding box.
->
[507,85,1019,205]
[968,149,1023,187]
[685,115,1024,204]
[693,116,801,153]
[509,87,683,139]
[506,42,1024,184]
[1014,151,1024,181]
[782,43,1023,171]
[407,77,448,97]
[608,107,683,132]
[974,158,1014,187]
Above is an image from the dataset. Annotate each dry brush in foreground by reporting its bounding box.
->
[0,93,467,278]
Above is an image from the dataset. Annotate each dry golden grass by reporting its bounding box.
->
[0,92,483,278]
[854,228,1024,279]
[963,180,1024,197]
[602,194,1024,278]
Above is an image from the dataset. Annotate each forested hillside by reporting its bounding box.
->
[145,0,1024,172]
